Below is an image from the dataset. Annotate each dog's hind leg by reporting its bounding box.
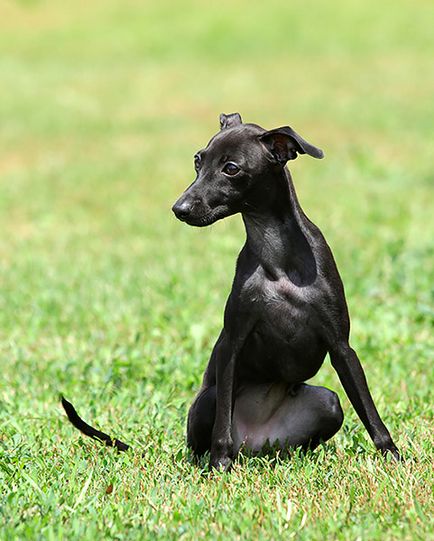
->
[187,382,343,458]
[232,383,344,455]
[186,386,216,457]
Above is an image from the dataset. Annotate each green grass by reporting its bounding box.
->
[0,0,433,539]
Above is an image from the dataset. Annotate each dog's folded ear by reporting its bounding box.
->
[259,126,324,163]
[220,112,243,130]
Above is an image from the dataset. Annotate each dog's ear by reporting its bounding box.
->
[259,126,324,163]
[219,112,243,130]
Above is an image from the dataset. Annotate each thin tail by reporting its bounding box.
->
[61,396,130,452]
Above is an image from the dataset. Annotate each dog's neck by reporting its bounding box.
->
[242,169,316,284]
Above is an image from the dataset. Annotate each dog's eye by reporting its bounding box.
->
[222,162,240,176]
[194,155,201,171]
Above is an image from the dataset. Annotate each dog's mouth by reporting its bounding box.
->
[182,206,229,227]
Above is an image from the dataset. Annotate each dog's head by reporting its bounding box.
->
[172,113,323,227]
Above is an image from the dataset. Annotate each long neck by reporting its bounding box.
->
[241,169,316,283]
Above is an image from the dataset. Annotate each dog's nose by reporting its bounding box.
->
[172,200,192,221]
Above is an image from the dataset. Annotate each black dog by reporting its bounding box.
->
[172,113,399,470]
[63,113,399,470]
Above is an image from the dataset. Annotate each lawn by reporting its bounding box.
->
[0,1,433,539]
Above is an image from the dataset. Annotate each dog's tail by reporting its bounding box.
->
[60,396,130,452]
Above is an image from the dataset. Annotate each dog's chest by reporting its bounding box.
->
[236,277,325,381]
[246,274,318,324]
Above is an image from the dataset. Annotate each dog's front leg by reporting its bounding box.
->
[209,336,237,471]
[330,342,400,460]
[209,321,253,471]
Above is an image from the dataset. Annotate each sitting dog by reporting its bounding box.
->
[63,113,399,471]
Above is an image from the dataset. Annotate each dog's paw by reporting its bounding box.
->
[378,443,402,462]
[385,446,403,462]
[210,437,234,471]
[209,455,233,472]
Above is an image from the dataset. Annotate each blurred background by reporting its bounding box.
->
[0,0,432,537]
